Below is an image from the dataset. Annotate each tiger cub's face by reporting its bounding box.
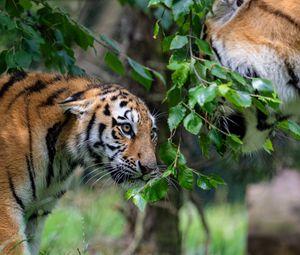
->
[61,85,158,187]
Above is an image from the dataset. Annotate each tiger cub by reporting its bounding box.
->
[0,72,158,254]
[206,0,300,152]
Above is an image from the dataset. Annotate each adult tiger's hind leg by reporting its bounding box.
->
[0,198,29,255]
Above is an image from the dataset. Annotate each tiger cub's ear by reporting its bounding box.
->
[59,94,95,116]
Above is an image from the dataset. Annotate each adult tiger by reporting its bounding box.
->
[206,0,300,152]
[0,72,158,254]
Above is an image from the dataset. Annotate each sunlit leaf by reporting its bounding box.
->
[168,104,186,130]
[263,138,274,154]
[170,35,188,50]
[178,166,194,190]
[183,112,203,135]
[226,90,252,108]
[142,178,169,202]
[252,78,274,92]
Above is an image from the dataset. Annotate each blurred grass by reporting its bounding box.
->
[180,203,247,255]
[40,187,126,255]
[40,187,247,255]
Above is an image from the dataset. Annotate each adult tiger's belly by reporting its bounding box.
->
[211,36,300,114]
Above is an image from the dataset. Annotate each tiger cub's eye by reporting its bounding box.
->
[121,123,132,135]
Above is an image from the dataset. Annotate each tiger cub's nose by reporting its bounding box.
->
[138,161,154,175]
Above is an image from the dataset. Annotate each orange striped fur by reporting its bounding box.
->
[0,72,158,254]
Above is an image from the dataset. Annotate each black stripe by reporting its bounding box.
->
[285,61,300,94]
[59,160,78,182]
[0,71,27,98]
[40,87,68,107]
[85,113,103,163]
[7,76,61,110]
[119,101,128,107]
[26,155,36,200]
[87,145,103,163]
[257,0,300,29]
[212,45,223,65]
[256,109,273,131]
[28,210,51,221]
[124,110,131,120]
[45,117,70,187]
[112,130,119,139]
[103,104,111,116]
[237,0,244,7]
[55,190,66,199]
[86,113,96,141]
[99,123,106,138]
[25,97,36,179]
[106,144,121,151]
[8,172,25,210]
[111,146,126,158]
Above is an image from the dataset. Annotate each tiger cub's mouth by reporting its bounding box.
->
[107,166,152,185]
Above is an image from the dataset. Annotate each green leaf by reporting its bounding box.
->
[252,78,274,92]
[228,134,243,145]
[100,35,121,53]
[5,51,16,68]
[226,90,252,108]
[199,134,210,158]
[209,176,226,189]
[159,142,186,166]
[132,193,147,212]
[162,0,172,8]
[0,13,14,29]
[172,0,193,20]
[210,174,226,186]
[73,26,94,50]
[189,83,218,107]
[231,72,247,85]
[195,39,213,56]
[148,0,161,7]
[152,70,166,85]
[178,166,194,190]
[263,138,274,154]
[153,20,160,39]
[183,112,203,135]
[170,35,188,50]
[165,85,181,105]
[127,57,153,80]
[142,178,169,202]
[208,129,223,150]
[278,120,300,140]
[19,0,32,10]
[197,175,213,190]
[211,65,227,79]
[252,98,268,115]
[162,35,175,52]
[126,188,147,212]
[162,165,175,177]
[131,70,152,91]
[218,84,230,96]
[168,104,186,130]
[171,62,190,87]
[14,50,32,68]
[104,52,125,76]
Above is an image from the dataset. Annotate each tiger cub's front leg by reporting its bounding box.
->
[25,216,48,255]
[0,197,30,255]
